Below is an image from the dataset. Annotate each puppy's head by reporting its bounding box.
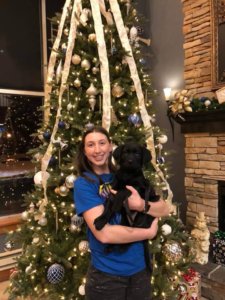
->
[113,142,152,171]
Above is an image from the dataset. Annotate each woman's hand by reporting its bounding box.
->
[126,185,144,212]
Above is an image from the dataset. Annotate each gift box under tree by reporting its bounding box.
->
[212,230,225,266]
[177,268,201,300]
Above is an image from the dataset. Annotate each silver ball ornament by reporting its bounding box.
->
[161,224,172,236]
[204,100,211,107]
[21,211,29,221]
[65,174,77,188]
[78,240,89,253]
[38,216,48,226]
[157,134,168,144]
[34,171,50,186]
[78,284,85,296]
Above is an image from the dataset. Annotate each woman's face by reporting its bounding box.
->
[84,132,112,174]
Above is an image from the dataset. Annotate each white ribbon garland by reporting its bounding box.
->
[44,0,72,125]
[109,0,173,206]
[90,0,111,132]
[41,0,81,206]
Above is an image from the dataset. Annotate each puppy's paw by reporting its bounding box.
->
[94,216,107,230]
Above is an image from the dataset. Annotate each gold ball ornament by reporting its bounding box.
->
[65,174,77,189]
[112,84,124,98]
[162,240,183,263]
[59,185,69,197]
[88,33,96,42]
[92,67,99,74]
[74,78,81,88]
[33,237,40,244]
[71,54,81,65]
[81,59,91,70]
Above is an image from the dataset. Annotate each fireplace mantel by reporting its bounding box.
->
[173,110,225,134]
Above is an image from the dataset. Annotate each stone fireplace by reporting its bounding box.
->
[184,131,225,232]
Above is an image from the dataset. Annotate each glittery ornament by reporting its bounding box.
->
[65,174,77,189]
[162,240,183,263]
[71,54,81,65]
[78,240,89,253]
[47,263,65,284]
[81,59,91,70]
[71,214,84,227]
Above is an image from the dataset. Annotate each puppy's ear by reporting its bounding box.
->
[112,145,124,162]
[142,147,152,165]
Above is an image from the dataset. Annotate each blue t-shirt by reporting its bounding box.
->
[74,172,146,276]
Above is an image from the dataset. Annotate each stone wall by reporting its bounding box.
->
[182,0,215,97]
[185,133,225,232]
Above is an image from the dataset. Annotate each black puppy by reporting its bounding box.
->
[94,141,160,231]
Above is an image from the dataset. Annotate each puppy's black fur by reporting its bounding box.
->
[94,141,160,231]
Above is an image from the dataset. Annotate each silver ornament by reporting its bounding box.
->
[65,174,77,189]
[71,214,84,227]
[81,59,91,70]
[56,60,62,83]
[71,54,81,65]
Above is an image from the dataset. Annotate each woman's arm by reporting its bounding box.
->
[83,204,158,244]
[126,185,171,217]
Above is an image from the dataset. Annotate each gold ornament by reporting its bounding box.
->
[162,240,182,263]
[86,83,98,110]
[71,54,81,65]
[112,84,124,98]
[74,78,81,88]
[88,33,97,42]
[169,89,194,115]
[59,185,69,197]
[81,59,91,70]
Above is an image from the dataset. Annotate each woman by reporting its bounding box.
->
[74,126,170,300]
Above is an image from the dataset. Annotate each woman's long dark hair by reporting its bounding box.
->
[76,126,116,179]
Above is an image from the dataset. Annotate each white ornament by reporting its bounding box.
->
[71,54,81,65]
[92,67,99,74]
[21,211,29,221]
[56,60,62,83]
[86,83,98,110]
[80,8,91,26]
[67,103,73,111]
[204,100,211,107]
[38,216,47,226]
[130,26,138,42]
[78,284,85,296]
[25,265,33,274]
[161,224,172,236]
[157,135,168,144]
[34,171,50,186]
[33,237,40,244]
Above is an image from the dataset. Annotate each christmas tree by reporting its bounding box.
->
[7,1,193,299]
